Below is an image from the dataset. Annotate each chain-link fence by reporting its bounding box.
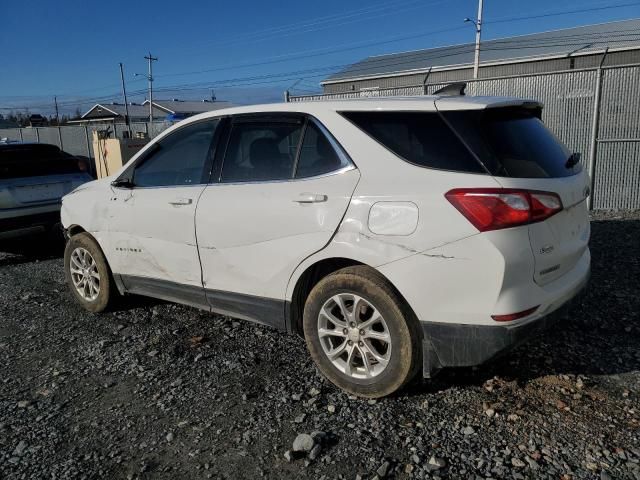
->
[290,64,640,210]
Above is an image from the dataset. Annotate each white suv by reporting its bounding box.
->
[61,96,590,398]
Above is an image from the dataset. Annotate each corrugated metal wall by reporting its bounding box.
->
[322,50,640,94]
[292,64,640,210]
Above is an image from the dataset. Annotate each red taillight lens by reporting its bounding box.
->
[492,306,539,322]
[445,188,562,232]
[529,192,562,222]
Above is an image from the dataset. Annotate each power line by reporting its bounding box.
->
[163,0,447,53]
[154,25,470,80]
[6,27,640,110]
[3,2,640,111]
[152,4,640,81]
[4,30,639,111]
[486,1,640,24]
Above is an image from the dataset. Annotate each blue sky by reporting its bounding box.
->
[1,0,639,115]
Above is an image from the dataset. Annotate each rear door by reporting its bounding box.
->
[195,114,359,322]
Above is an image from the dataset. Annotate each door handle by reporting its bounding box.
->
[169,198,193,206]
[294,193,328,204]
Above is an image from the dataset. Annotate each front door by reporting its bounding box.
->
[108,119,220,306]
[195,114,360,326]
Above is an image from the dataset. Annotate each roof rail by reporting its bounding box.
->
[433,82,466,96]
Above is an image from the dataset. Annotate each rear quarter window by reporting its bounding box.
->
[341,111,485,174]
[442,108,581,178]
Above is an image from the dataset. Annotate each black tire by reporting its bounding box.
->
[303,266,421,398]
[64,232,118,313]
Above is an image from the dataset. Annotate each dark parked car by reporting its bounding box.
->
[0,143,92,241]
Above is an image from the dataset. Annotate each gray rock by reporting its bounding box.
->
[309,443,322,461]
[511,457,526,468]
[283,450,293,462]
[427,456,447,471]
[463,426,475,435]
[165,432,174,442]
[376,460,390,478]
[13,440,27,456]
[292,433,315,453]
[524,456,539,470]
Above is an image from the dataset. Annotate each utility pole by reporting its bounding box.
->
[119,63,132,136]
[473,0,484,79]
[54,96,60,125]
[144,53,158,124]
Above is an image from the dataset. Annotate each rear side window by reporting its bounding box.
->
[295,122,348,178]
[443,108,580,178]
[341,111,484,174]
[221,120,303,183]
[0,144,82,179]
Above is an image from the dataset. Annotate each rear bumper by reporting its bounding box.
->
[421,267,589,377]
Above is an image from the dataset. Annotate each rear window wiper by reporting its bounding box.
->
[565,152,581,169]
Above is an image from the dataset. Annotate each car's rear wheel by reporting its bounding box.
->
[303,266,421,398]
[64,233,117,312]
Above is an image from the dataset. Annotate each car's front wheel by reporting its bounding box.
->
[64,232,117,312]
[303,266,421,398]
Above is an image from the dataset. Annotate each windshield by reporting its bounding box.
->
[442,107,582,178]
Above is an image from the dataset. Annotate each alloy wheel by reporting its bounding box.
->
[69,247,100,301]
[317,292,392,379]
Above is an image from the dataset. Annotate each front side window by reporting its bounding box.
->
[342,111,484,174]
[295,122,349,178]
[221,119,303,183]
[132,119,218,187]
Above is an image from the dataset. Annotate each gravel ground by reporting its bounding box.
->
[1,211,639,480]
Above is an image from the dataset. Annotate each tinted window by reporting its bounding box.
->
[0,144,82,179]
[342,111,484,173]
[443,108,580,178]
[133,120,218,187]
[221,120,302,182]
[295,122,348,178]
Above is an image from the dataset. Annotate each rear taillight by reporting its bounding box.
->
[445,188,562,232]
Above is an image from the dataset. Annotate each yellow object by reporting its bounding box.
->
[92,132,148,179]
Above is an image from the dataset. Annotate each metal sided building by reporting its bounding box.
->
[321,19,640,93]
[303,19,640,211]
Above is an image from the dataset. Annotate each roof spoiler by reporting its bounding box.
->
[434,82,466,96]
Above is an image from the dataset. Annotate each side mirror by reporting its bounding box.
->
[111,178,135,189]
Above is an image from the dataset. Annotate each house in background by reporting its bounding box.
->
[72,99,233,124]
[143,99,234,121]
